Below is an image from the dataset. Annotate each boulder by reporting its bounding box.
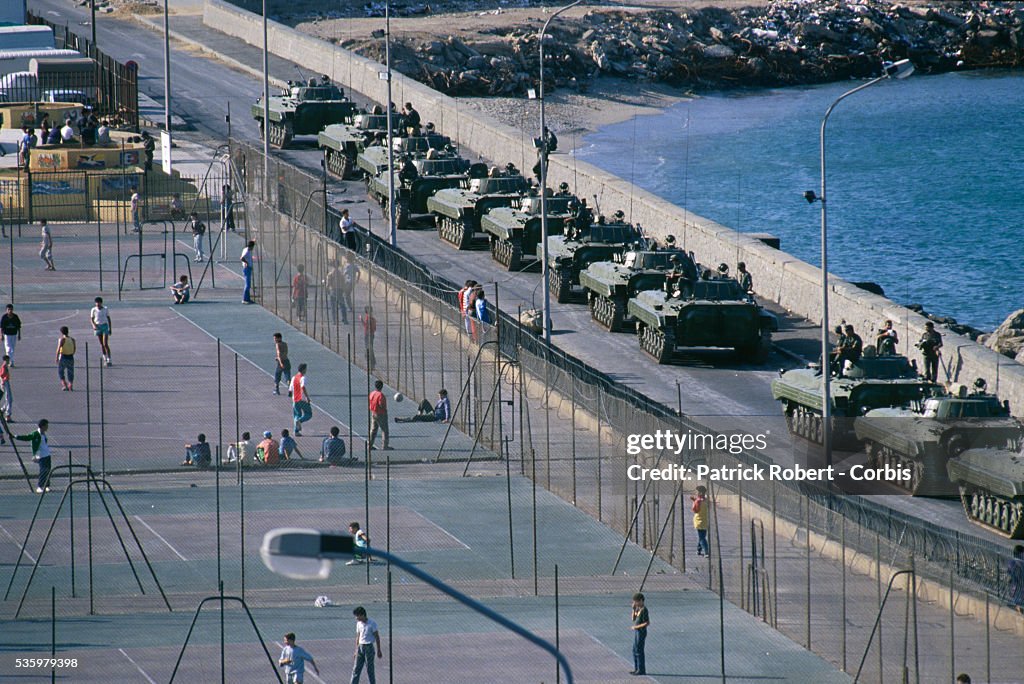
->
[985,308,1024,357]
[704,44,736,59]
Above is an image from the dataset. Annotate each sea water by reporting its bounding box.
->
[576,70,1024,331]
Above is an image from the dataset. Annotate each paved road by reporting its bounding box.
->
[28,0,1014,547]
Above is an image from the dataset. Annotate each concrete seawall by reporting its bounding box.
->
[203,0,1024,415]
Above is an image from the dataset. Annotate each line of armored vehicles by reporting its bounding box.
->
[254,78,1024,541]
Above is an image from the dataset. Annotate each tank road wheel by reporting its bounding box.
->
[454,217,473,250]
[591,295,625,332]
[267,120,291,149]
[638,323,673,364]
[326,149,352,179]
[550,267,571,303]
[505,238,522,271]
[959,486,1024,538]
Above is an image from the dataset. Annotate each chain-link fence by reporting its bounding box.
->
[219,136,1024,681]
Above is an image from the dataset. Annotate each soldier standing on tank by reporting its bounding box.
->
[828,324,848,376]
[834,324,863,376]
[875,320,899,356]
[402,102,421,136]
[736,262,753,294]
[917,321,943,382]
[399,155,418,184]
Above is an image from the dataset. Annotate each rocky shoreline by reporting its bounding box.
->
[326,0,1024,96]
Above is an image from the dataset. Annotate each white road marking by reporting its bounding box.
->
[132,515,190,562]
[118,648,158,684]
[410,509,470,549]
[0,523,36,563]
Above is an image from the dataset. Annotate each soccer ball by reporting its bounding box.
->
[393,392,404,402]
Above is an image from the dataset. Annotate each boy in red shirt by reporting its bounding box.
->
[367,380,391,450]
[290,363,313,436]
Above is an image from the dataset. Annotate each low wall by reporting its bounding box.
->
[204,0,1024,415]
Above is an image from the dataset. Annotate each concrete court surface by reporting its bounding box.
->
[0,218,848,681]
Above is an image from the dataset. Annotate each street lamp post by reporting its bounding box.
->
[385,0,396,248]
[162,0,171,134]
[262,0,270,200]
[537,0,581,345]
[806,59,913,466]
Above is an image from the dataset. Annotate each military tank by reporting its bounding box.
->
[947,447,1024,538]
[480,193,577,271]
[429,166,532,250]
[540,213,647,303]
[252,77,356,149]
[771,352,941,445]
[629,273,778,364]
[356,131,453,178]
[854,381,1020,496]
[317,112,392,179]
[365,153,477,230]
[579,242,697,332]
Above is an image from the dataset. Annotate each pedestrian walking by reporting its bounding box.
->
[349,606,383,684]
[39,220,55,270]
[691,485,710,556]
[241,240,255,304]
[1,304,22,365]
[188,212,206,262]
[141,130,155,172]
[1,354,12,422]
[340,208,357,251]
[221,184,236,232]
[367,380,391,450]
[360,306,377,372]
[342,256,360,323]
[917,321,943,383]
[130,186,142,232]
[273,332,291,395]
[346,521,370,565]
[290,363,313,436]
[291,265,309,322]
[279,632,319,684]
[457,280,476,335]
[325,259,344,325]
[55,326,76,391]
[630,593,649,676]
[473,288,491,342]
[15,418,52,493]
[90,297,112,367]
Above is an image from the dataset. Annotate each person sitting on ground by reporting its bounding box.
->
[183,433,212,468]
[395,389,451,423]
[279,428,304,461]
[256,430,280,466]
[170,275,191,305]
[170,193,185,220]
[320,425,348,465]
[45,124,60,146]
[225,432,252,465]
[347,521,370,565]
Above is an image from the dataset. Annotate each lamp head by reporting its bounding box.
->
[882,59,914,80]
[260,528,355,580]
[803,190,819,204]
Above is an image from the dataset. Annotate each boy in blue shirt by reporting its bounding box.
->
[278,632,319,684]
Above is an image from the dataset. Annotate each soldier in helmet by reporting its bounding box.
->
[612,210,625,223]
[556,181,571,196]
[716,263,730,279]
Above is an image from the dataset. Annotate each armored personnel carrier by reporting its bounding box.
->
[356,132,453,178]
[629,274,778,364]
[580,243,697,332]
[317,112,392,179]
[854,381,1019,496]
[252,77,356,149]
[771,352,941,445]
[365,152,476,230]
[947,447,1024,538]
[481,193,577,271]
[429,167,531,250]
[540,214,647,303]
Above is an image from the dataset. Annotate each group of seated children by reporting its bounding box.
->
[183,426,350,468]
